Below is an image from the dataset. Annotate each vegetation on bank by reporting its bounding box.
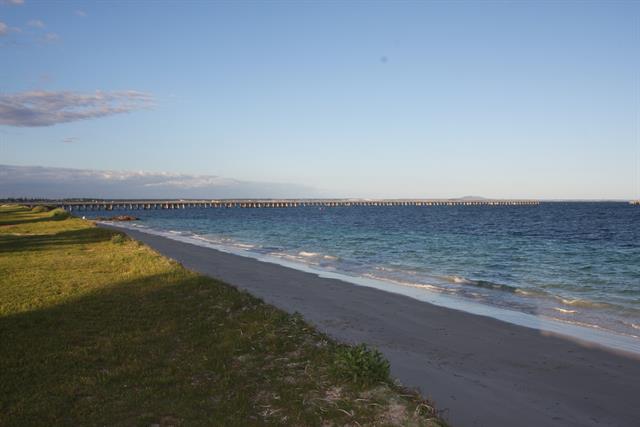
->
[0,205,446,426]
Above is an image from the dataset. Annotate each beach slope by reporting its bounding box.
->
[104,225,640,427]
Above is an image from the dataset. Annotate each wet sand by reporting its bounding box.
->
[102,224,640,427]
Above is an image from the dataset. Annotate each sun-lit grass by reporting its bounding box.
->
[0,205,446,426]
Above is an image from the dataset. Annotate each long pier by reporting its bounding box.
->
[25,199,540,211]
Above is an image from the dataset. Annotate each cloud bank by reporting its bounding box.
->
[0,90,153,127]
[0,165,319,199]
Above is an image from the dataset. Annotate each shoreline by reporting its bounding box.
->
[102,223,640,427]
[1,206,446,426]
[100,221,640,355]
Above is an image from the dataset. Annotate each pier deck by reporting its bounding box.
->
[23,199,540,211]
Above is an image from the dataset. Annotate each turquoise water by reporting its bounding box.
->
[91,202,640,341]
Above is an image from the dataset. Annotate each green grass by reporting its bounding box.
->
[0,205,446,426]
[333,344,391,386]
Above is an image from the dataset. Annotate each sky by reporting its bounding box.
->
[1,0,639,199]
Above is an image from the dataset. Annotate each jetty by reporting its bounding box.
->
[23,199,540,211]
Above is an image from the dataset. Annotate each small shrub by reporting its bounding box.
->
[51,209,70,220]
[333,343,390,385]
[31,206,49,213]
[110,234,127,244]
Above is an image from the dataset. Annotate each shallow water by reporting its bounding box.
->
[89,202,640,342]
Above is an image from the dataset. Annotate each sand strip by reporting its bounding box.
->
[102,224,640,427]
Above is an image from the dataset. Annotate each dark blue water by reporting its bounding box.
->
[89,203,640,339]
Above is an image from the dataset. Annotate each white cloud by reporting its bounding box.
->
[42,32,59,43]
[62,136,78,144]
[27,19,44,28]
[0,90,154,127]
[0,165,319,199]
[0,22,22,36]
[0,0,25,5]
[74,10,86,17]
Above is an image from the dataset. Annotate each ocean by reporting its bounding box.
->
[91,202,640,350]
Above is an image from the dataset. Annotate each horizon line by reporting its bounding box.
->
[2,197,638,203]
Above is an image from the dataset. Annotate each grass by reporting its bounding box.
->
[333,344,391,386]
[0,205,446,426]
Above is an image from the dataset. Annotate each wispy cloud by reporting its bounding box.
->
[0,165,319,199]
[0,0,24,6]
[0,22,21,37]
[74,9,86,17]
[41,32,59,43]
[27,19,44,28]
[62,136,78,144]
[1,20,60,47]
[0,90,154,127]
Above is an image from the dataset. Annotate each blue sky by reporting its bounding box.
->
[1,0,638,199]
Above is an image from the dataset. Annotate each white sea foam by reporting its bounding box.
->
[362,273,445,293]
[623,322,640,330]
[451,275,475,285]
[235,243,255,249]
[299,251,319,257]
[558,297,611,309]
[554,307,577,314]
[375,266,400,272]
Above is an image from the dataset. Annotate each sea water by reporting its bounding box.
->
[91,202,640,349]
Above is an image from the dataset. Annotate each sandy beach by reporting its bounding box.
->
[103,224,640,427]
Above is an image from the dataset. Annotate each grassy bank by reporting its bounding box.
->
[0,205,445,426]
